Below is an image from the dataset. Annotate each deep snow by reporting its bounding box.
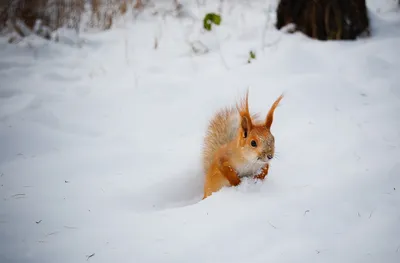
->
[1,0,400,262]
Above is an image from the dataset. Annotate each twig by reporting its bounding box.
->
[261,5,271,52]
[154,16,163,50]
[154,37,158,49]
[11,193,25,198]
[86,253,95,261]
[213,29,230,70]
[267,220,277,229]
[35,220,42,224]
[303,210,310,216]
[124,32,130,65]
[46,231,60,237]
[369,209,375,219]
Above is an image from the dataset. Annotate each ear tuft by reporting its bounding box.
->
[241,116,251,138]
[236,89,253,136]
[265,94,283,129]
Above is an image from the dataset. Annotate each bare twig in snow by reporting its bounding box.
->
[303,210,310,216]
[173,0,182,12]
[213,29,229,70]
[154,37,158,49]
[261,5,272,52]
[267,220,277,229]
[369,209,375,219]
[46,231,60,237]
[35,220,42,224]
[134,0,143,9]
[124,34,130,65]
[86,253,95,261]
[11,193,26,199]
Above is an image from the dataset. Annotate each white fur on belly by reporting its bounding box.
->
[235,161,266,178]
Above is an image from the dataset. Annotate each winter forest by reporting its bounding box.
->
[0,1,400,263]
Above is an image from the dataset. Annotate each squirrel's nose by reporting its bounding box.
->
[267,154,273,160]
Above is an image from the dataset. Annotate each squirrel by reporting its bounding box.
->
[202,91,283,199]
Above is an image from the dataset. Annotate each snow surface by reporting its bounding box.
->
[1,0,400,262]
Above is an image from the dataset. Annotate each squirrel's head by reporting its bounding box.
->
[236,91,283,165]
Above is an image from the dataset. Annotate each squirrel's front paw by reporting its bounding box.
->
[254,164,269,180]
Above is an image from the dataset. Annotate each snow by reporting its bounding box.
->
[1,0,400,262]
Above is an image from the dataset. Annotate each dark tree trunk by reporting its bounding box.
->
[1,0,85,38]
[275,0,370,41]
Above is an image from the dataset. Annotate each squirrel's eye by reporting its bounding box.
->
[251,140,257,147]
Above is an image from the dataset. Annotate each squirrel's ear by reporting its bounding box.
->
[265,94,283,129]
[237,89,253,138]
[241,115,252,138]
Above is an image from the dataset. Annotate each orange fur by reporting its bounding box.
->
[202,91,283,199]
[254,163,270,180]
[266,94,284,129]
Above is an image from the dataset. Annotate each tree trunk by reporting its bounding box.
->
[276,0,370,41]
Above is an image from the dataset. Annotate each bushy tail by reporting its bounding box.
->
[202,106,239,173]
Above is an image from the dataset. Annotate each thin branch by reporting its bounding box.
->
[86,253,95,261]
[213,28,229,70]
[267,220,277,229]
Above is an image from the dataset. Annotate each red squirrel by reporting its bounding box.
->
[202,91,283,199]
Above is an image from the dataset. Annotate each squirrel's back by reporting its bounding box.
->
[202,107,240,173]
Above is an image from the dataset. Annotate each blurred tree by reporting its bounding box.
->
[276,0,370,41]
